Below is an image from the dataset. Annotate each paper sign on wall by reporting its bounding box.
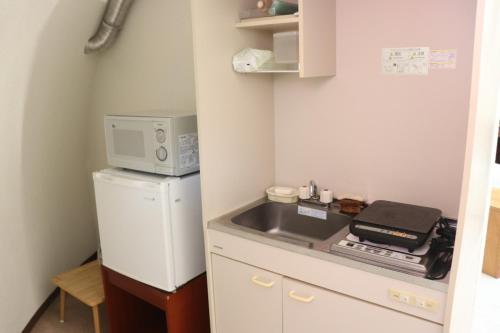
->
[382,47,430,75]
[430,49,457,69]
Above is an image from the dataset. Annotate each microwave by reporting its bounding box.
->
[104,114,199,176]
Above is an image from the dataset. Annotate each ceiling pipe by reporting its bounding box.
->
[84,0,135,54]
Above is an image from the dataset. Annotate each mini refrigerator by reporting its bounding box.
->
[93,168,205,292]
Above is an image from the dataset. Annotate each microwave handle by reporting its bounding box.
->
[93,173,159,190]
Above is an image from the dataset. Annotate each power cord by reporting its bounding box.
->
[426,218,457,280]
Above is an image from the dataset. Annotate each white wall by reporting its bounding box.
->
[446,0,500,330]
[0,1,104,331]
[87,0,197,173]
[191,0,275,222]
[190,0,276,330]
[0,1,196,330]
[274,0,476,218]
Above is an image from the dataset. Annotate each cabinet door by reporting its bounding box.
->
[211,254,282,333]
[283,278,442,333]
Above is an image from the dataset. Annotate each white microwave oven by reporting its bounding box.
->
[104,114,199,176]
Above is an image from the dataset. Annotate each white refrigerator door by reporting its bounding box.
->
[93,171,176,291]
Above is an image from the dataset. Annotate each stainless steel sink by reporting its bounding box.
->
[231,201,351,247]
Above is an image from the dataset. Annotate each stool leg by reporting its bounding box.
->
[59,289,66,323]
[92,306,101,333]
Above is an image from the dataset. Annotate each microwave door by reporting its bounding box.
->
[105,119,155,172]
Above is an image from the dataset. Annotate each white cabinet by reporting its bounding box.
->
[211,254,443,333]
[283,278,442,333]
[211,254,283,333]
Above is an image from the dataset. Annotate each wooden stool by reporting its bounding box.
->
[52,260,105,333]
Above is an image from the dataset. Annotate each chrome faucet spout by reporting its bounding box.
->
[300,180,331,208]
[309,180,318,199]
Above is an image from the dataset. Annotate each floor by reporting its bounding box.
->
[31,294,108,333]
[472,273,500,333]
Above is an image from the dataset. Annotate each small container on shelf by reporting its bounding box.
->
[239,0,272,19]
[239,0,298,20]
[256,0,273,12]
[273,31,298,64]
[239,8,270,20]
[267,0,298,16]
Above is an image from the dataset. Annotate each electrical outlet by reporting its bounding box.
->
[423,299,438,311]
[400,294,411,304]
[389,289,438,312]
[389,289,401,301]
[416,297,427,308]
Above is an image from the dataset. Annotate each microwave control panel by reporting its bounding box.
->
[153,121,172,166]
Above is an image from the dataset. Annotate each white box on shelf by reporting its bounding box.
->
[273,31,298,64]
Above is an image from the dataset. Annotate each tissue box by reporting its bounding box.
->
[232,48,273,73]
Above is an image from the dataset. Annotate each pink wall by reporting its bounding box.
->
[274,0,476,217]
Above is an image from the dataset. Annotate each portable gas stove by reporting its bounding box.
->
[330,225,439,277]
[329,201,456,280]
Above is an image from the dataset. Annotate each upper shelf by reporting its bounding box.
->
[234,0,336,78]
[235,14,299,32]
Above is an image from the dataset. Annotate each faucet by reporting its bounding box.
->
[299,180,330,208]
[309,180,318,199]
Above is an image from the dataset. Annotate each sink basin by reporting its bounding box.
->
[231,202,351,245]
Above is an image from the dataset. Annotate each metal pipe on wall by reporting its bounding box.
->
[84,0,135,54]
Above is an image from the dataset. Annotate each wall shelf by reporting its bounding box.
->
[251,69,299,74]
[249,61,299,74]
[235,14,299,32]
[234,0,336,78]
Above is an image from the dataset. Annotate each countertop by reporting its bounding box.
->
[208,198,449,293]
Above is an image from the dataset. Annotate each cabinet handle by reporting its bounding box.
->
[288,290,315,303]
[251,276,275,288]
